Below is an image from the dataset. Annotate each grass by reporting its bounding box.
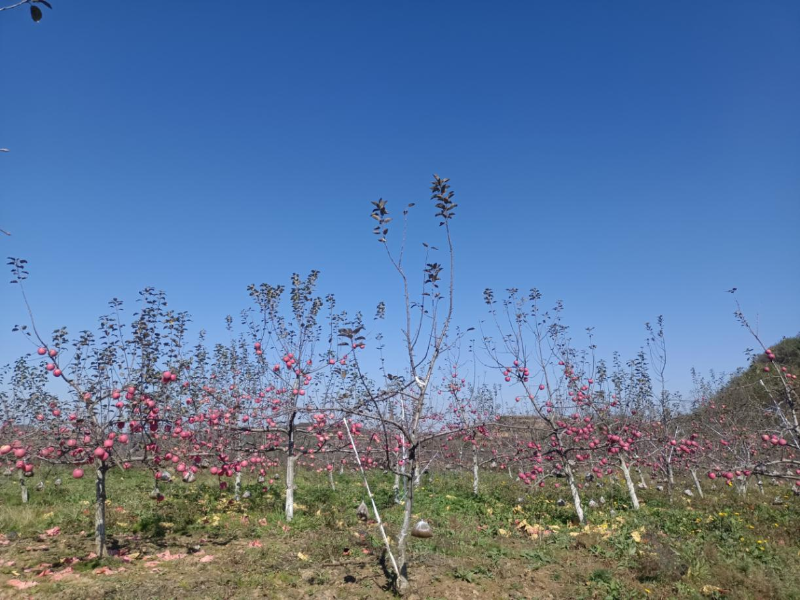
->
[0,468,798,598]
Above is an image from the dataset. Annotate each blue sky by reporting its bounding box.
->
[1,1,798,399]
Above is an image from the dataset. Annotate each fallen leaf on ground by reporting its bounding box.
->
[156,550,187,561]
[701,585,727,596]
[94,566,126,575]
[7,579,37,590]
[51,567,76,581]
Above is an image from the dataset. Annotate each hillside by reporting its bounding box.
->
[690,335,800,426]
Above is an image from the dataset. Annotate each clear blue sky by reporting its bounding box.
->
[1,1,798,399]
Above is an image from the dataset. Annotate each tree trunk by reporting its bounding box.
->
[19,473,28,504]
[402,456,409,496]
[637,467,648,489]
[342,416,401,592]
[690,469,704,498]
[234,470,242,501]
[328,468,336,491]
[472,445,479,496]
[737,477,748,498]
[620,458,641,510]
[285,455,297,522]
[564,462,585,525]
[666,461,675,504]
[394,469,402,504]
[757,478,765,495]
[395,455,415,595]
[95,463,108,558]
[285,415,297,522]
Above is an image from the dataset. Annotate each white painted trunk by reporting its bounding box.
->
[637,467,648,489]
[284,455,297,522]
[342,417,401,592]
[564,462,585,525]
[472,446,479,496]
[620,458,641,510]
[328,468,336,491]
[19,474,28,504]
[737,477,748,498]
[394,470,402,504]
[95,464,108,558]
[690,469,704,498]
[234,470,242,501]
[395,465,414,595]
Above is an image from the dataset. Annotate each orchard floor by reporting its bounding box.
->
[0,470,798,599]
